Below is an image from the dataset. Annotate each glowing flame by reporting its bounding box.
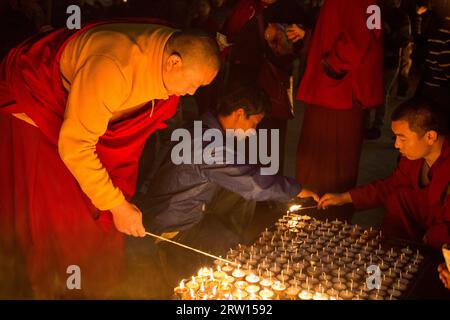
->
[288,204,302,213]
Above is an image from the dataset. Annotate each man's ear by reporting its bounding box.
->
[426,130,438,144]
[165,53,182,72]
[236,108,246,119]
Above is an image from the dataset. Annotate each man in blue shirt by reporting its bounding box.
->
[133,85,317,289]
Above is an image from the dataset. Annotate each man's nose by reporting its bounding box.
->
[394,138,400,149]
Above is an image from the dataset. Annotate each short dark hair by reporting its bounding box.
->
[416,0,430,7]
[391,98,449,136]
[217,84,271,117]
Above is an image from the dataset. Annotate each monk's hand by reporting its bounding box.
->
[110,200,146,237]
[297,188,319,203]
[286,24,305,43]
[318,192,352,210]
[438,263,450,290]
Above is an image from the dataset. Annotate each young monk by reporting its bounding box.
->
[318,99,449,251]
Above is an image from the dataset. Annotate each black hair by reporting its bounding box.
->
[216,84,271,118]
[416,0,430,7]
[391,98,449,136]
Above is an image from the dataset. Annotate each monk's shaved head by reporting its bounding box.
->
[164,29,221,71]
[162,29,220,96]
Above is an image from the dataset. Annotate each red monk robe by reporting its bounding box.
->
[0,22,179,298]
[350,138,450,250]
[295,0,384,221]
[222,0,265,40]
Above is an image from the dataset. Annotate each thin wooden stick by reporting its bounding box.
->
[289,205,318,212]
[145,231,239,266]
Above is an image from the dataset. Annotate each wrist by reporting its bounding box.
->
[342,192,352,204]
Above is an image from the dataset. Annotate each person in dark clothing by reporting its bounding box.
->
[412,0,439,67]
[132,85,318,289]
[221,0,310,173]
[415,15,450,109]
[365,0,413,140]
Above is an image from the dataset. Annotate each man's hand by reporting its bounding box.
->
[110,200,146,237]
[318,192,352,210]
[297,188,319,203]
[285,24,305,43]
[438,263,450,290]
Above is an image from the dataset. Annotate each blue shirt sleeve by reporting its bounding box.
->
[198,162,302,202]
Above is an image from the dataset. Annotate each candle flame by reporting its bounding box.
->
[180,280,185,289]
[288,204,302,212]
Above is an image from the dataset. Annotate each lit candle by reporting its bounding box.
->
[326,288,339,299]
[234,280,248,291]
[222,275,235,285]
[259,278,273,288]
[246,284,261,295]
[208,285,218,300]
[222,263,234,275]
[248,293,260,300]
[232,266,246,280]
[218,281,232,296]
[174,279,188,299]
[213,265,226,280]
[185,288,196,300]
[313,291,329,300]
[245,273,260,284]
[233,289,248,300]
[285,286,300,300]
[186,276,200,291]
[298,290,313,300]
[259,288,274,300]
[206,275,219,289]
[272,280,286,299]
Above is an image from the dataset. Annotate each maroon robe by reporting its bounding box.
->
[350,138,450,250]
[0,21,179,298]
[295,0,384,220]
